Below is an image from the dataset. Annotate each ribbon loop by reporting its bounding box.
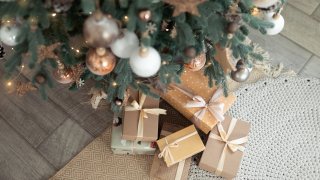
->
[209,118,248,175]
[184,88,225,123]
[125,92,167,139]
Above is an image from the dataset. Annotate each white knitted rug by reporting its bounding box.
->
[189,75,320,179]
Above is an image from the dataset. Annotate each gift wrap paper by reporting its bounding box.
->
[122,90,160,141]
[111,125,156,155]
[156,125,205,167]
[199,115,250,178]
[162,69,236,134]
[151,122,191,180]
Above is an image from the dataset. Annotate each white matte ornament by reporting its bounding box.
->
[129,47,161,78]
[252,0,279,8]
[265,13,285,35]
[0,24,23,46]
[110,30,139,58]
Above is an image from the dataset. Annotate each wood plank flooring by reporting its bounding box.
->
[1,1,320,179]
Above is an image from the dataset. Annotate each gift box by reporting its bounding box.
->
[156,125,205,167]
[122,90,166,141]
[162,69,236,134]
[199,115,250,178]
[111,124,156,155]
[150,123,191,180]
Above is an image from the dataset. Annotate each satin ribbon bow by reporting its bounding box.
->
[210,118,248,175]
[185,88,225,122]
[158,131,197,164]
[125,92,166,139]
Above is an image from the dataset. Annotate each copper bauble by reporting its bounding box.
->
[227,22,239,34]
[35,74,46,84]
[114,98,123,106]
[86,48,116,76]
[138,9,152,22]
[83,11,120,47]
[185,53,206,71]
[53,68,74,84]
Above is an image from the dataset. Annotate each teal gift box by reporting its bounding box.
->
[111,124,156,155]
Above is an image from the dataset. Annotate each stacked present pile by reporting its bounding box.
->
[111,69,251,179]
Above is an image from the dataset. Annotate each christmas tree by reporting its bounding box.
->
[0,0,286,112]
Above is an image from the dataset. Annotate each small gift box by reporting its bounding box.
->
[123,90,166,141]
[162,69,236,134]
[199,115,250,178]
[156,125,205,167]
[111,124,156,155]
[150,123,191,180]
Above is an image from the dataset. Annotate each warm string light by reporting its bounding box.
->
[51,13,57,17]
[6,64,25,87]
[112,81,117,87]
[71,47,81,54]
[251,7,260,16]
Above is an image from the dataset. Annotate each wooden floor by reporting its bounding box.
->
[1,1,320,179]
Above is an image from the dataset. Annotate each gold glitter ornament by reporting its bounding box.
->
[15,82,37,96]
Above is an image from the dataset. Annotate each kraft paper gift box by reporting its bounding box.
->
[156,125,205,167]
[150,123,192,180]
[111,124,156,155]
[199,115,250,178]
[162,69,236,134]
[122,90,166,141]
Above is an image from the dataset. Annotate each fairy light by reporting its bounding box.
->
[76,49,80,53]
[123,15,129,23]
[51,13,57,17]
[7,81,12,87]
[165,73,169,77]
[112,81,117,87]
[251,7,260,16]
[5,64,25,88]
[162,61,167,65]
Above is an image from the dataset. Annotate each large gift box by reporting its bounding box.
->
[162,69,236,134]
[199,115,250,178]
[123,90,166,141]
[111,124,156,155]
[156,125,205,167]
[150,122,191,180]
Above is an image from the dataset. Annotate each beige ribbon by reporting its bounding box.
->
[158,131,197,164]
[209,118,248,175]
[175,160,185,180]
[170,84,225,123]
[125,92,166,139]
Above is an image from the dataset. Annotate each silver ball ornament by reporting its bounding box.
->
[231,60,250,82]
[0,23,24,46]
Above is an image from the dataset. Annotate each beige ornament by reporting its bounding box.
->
[36,42,61,63]
[89,88,108,109]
